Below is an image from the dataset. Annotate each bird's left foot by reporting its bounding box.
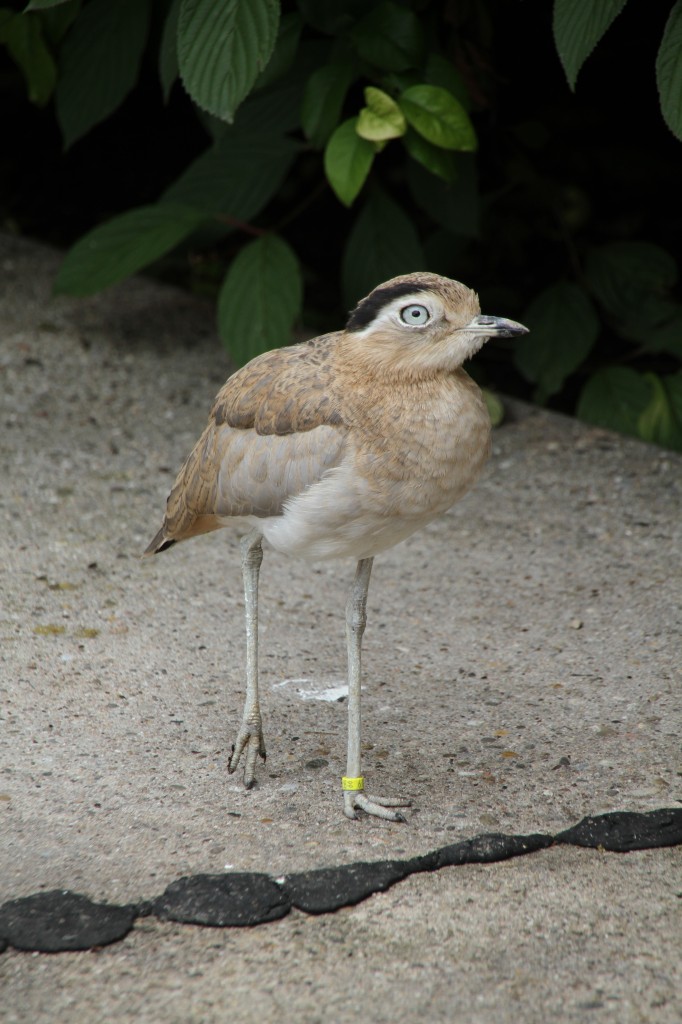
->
[227,718,266,788]
[343,792,411,822]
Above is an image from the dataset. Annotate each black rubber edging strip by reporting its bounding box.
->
[554,807,681,851]
[0,892,138,954]
[0,807,679,953]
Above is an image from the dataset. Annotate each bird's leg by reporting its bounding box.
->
[343,558,410,822]
[228,531,266,788]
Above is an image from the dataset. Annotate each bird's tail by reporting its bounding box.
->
[142,421,227,558]
[142,528,176,557]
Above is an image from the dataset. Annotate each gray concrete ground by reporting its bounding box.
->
[0,233,680,1022]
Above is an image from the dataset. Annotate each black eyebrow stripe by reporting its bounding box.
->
[346,281,432,332]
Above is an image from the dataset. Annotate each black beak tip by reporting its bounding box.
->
[473,316,529,338]
[506,323,530,338]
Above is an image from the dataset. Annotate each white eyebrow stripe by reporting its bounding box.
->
[348,292,443,338]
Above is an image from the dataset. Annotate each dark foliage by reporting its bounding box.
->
[1,0,681,446]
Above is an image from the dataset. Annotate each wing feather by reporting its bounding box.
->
[145,334,347,553]
[212,333,343,434]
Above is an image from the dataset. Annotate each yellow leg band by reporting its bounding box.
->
[341,776,364,791]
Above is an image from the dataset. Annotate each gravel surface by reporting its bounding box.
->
[1,233,680,1022]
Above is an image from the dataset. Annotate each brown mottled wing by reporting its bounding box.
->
[212,332,344,434]
[145,334,347,552]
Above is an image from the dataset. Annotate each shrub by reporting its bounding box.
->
[2,0,681,448]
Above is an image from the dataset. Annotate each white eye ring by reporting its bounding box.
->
[400,304,430,326]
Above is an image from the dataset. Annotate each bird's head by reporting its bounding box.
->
[344,272,528,376]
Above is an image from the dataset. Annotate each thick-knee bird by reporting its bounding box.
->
[145,272,528,821]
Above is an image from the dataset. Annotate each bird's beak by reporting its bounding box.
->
[464,315,529,337]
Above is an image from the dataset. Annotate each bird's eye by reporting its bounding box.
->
[400,304,430,326]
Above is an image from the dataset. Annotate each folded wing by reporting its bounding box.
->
[145,335,347,553]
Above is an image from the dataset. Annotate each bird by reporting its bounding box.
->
[145,272,528,821]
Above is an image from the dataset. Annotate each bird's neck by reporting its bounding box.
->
[338,334,470,386]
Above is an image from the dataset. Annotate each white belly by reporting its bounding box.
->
[261,501,437,561]
[259,440,488,561]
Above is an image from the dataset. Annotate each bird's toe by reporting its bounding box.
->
[344,791,411,822]
[227,721,266,787]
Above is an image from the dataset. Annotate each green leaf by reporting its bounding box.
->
[1,12,56,106]
[178,0,279,123]
[577,367,651,437]
[301,62,355,147]
[163,128,298,220]
[253,11,301,90]
[403,129,458,182]
[39,0,81,45]
[356,86,406,142]
[656,0,682,141]
[217,235,302,362]
[159,0,181,102]
[408,154,478,236]
[324,118,375,207]
[638,372,682,451]
[424,53,471,111]
[351,1,424,72]
[234,80,304,136]
[553,0,628,90]
[633,308,682,358]
[514,283,599,402]
[398,84,477,151]
[585,241,678,331]
[164,81,301,219]
[55,0,152,148]
[54,204,206,296]
[342,190,426,307]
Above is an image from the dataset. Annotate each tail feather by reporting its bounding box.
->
[143,527,176,557]
[143,420,227,557]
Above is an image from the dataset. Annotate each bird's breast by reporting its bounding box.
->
[351,370,490,509]
[261,370,491,560]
